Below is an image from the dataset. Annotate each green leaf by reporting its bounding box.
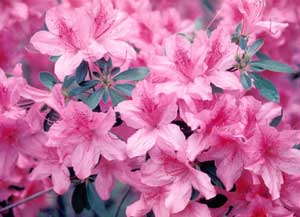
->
[75,61,88,84]
[113,67,150,81]
[210,83,224,94]
[40,72,57,90]
[103,89,109,103]
[293,144,300,150]
[50,56,60,62]
[239,36,248,50]
[240,73,252,90]
[195,18,203,30]
[111,67,121,76]
[256,52,271,60]
[235,22,242,36]
[85,88,104,109]
[95,58,110,75]
[250,60,295,73]
[114,84,135,96]
[62,75,75,89]
[69,80,99,96]
[270,109,283,127]
[250,64,265,72]
[72,183,90,214]
[109,88,126,106]
[198,161,225,190]
[86,182,109,217]
[252,74,280,102]
[247,39,264,57]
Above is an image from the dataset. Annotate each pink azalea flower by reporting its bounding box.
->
[29,147,70,194]
[0,116,47,179]
[245,124,300,200]
[152,30,241,105]
[47,101,126,179]
[0,67,27,119]
[31,0,135,80]
[116,81,185,157]
[141,147,216,213]
[185,94,241,161]
[199,129,247,191]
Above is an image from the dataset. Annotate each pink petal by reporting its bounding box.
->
[116,101,151,129]
[52,166,70,195]
[103,39,136,60]
[30,31,65,56]
[217,151,244,191]
[126,197,150,217]
[72,144,97,180]
[261,164,283,200]
[158,124,185,151]
[172,202,211,217]
[127,129,158,158]
[98,133,126,161]
[54,52,83,81]
[94,165,114,200]
[209,71,241,90]
[186,133,206,161]
[165,177,192,213]
[0,149,18,178]
[141,159,173,187]
[191,170,216,199]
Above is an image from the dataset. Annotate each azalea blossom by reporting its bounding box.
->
[47,101,126,179]
[245,125,300,199]
[116,81,185,157]
[30,0,136,80]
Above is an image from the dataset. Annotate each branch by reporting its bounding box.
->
[0,187,53,214]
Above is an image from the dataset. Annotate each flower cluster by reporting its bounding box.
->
[1,0,300,216]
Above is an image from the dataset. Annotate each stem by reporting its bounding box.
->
[113,186,131,217]
[0,187,53,214]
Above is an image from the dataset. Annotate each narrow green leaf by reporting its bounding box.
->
[252,74,280,102]
[111,67,121,76]
[293,144,300,150]
[240,73,252,90]
[235,22,242,36]
[50,56,60,62]
[256,52,271,60]
[113,67,150,81]
[250,64,265,72]
[86,182,109,217]
[62,75,75,89]
[103,89,109,103]
[270,109,283,127]
[75,61,88,84]
[195,18,203,30]
[250,60,295,73]
[85,88,104,109]
[40,72,57,90]
[239,36,248,50]
[198,161,225,190]
[69,80,99,96]
[72,183,90,214]
[95,58,109,75]
[210,83,224,94]
[247,39,264,56]
[114,84,135,96]
[109,88,126,106]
